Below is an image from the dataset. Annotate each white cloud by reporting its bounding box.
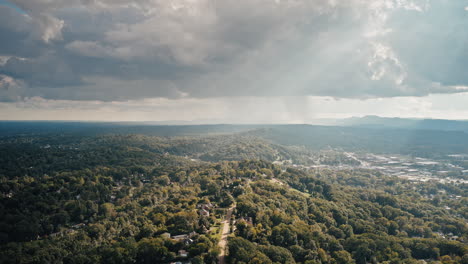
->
[0,74,26,101]
[36,14,64,43]
[0,56,10,66]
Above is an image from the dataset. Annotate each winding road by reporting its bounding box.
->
[217,204,235,264]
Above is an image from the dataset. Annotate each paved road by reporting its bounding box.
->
[217,205,235,264]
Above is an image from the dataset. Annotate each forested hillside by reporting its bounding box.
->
[0,132,466,263]
[4,121,468,157]
[246,126,468,157]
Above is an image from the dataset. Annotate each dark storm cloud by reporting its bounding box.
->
[0,0,467,101]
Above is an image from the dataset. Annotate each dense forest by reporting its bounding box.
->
[0,128,467,263]
[4,121,468,157]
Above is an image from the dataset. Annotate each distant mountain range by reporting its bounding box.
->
[3,116,468,132]
[336,116,468,132]
[3,116,468,136]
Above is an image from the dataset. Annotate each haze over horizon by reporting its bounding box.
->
[1,0,467,122]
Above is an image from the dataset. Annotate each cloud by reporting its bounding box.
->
[0,74,26,101]
[1,54,82,88]
[0,56,10,66]
[386,0,468,87]
[35,13,64,43]
[0,0,467,102]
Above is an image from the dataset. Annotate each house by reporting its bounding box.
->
[72,223,86,229]
[201,225,209,234]
[238,216,253,225]
[50,232,62,238]
[172,234,189,241]
[199,209,210,217]
[183,238,194,245]
[197,203,214,210]
[64,229,76,235]
[161,232,171,239]
[178,250,188,258]
[172,232,198,241]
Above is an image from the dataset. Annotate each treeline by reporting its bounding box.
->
[0,134,312,177]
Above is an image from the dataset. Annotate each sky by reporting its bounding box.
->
[0,0,467,122]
